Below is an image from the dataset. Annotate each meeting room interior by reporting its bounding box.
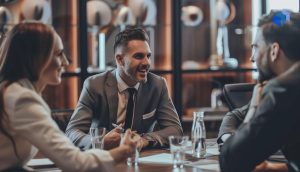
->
[0,0,299,172]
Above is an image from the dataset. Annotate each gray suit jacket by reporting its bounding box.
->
[217,103,249,143]
[66,69,183,150]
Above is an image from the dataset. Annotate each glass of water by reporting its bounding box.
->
[168,136,189,168]
[120,132,141,167]
[90,127,106,149]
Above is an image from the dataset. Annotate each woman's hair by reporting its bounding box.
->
[0,22,56,158]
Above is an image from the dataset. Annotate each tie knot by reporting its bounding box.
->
[127,88,135,95]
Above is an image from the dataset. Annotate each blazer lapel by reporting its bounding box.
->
[105,70,118,130]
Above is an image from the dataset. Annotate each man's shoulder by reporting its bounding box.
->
[266,76,300,94]
[85,69,116,85]
[268,62,300,90]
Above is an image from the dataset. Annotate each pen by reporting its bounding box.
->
[112,123,124,132]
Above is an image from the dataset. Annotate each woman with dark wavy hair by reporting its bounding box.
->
[0,22,137,172]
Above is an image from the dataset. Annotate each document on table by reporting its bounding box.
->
[27,158,54,167]
[27,159,61,172]
[27,158,54,169]
[139,153,220,171]
[185,159,220,171]
[139,153,175,164]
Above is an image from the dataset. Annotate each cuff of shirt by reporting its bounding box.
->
[217,133,232,144]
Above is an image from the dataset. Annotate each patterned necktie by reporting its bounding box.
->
[124,88,135,129]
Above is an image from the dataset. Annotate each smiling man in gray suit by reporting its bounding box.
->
[66,28,182,150]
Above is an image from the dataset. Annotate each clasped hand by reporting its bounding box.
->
[103,125,148,150]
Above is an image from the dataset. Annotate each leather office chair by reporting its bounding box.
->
[51,109,73,132]
[223,83,255,111]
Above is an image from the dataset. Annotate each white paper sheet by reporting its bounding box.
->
[186,159,220,171]
[139,153,175,164]
[27,158,54,167]
[139,153,220,171]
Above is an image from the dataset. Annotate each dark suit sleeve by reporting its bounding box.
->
[219,87,300,172]
[65,78,97,150]
[145,77,183,147]
[217,103,249,143]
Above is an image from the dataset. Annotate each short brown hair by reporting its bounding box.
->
[258,10,300,61]
[113,27,149,53]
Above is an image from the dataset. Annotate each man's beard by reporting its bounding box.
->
[257,49,276,83]
[258,68,274,83]
[126,70,148,84]
[139,77,147,84]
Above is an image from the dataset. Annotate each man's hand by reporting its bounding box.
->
[103,127,123,150]
[137,137,149,150]
[253,161,288,172]
[121,132,149,150]
[244,82,266,123]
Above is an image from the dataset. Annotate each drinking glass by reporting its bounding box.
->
[90,127,106,149]
[121,132,141,167]
[169,136,189,168]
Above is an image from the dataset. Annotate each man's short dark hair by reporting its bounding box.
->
[113,27,149,53]
[258,10,300,61]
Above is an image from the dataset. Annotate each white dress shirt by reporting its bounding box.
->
[115,70,139,125]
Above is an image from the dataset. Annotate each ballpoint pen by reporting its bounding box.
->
[112,123,125,133]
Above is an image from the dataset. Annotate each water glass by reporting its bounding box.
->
[169,136,189,168]
[127,148,139,167]
[90,127,106,149]
[121,133,140,167]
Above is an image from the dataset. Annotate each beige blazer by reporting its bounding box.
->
[0,79,114,172]
[66,69,183,150]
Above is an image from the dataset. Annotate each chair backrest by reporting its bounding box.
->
[223,83,255,111]
[51,109,73,132]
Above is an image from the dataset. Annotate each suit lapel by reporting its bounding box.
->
[105,70,118,130]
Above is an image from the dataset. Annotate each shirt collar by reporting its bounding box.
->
[116,69,140,93]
